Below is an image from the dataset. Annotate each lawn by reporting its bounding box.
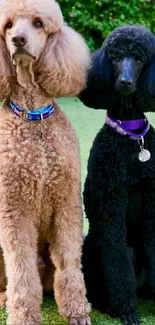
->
[0,97,155,324]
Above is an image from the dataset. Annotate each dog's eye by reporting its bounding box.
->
[33,19,43,28]
[136,58,142,64]
[5,21,13,30]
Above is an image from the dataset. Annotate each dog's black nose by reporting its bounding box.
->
[119,78,133,87]
[12,33,27,47]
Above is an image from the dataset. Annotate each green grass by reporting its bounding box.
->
[0,97,155,324]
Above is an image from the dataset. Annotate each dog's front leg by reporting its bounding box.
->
[0,215,42,325]
[49,178,91,325]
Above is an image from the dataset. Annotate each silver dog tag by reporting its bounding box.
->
[138,149,151,162]
[138,136,151,162]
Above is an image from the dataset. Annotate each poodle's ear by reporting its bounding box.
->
[35,24,90,98]
[137,54,155,97]
[78,47,113,109]
[0,36,15,100]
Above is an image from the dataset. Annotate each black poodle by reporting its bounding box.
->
[79,25,155,325]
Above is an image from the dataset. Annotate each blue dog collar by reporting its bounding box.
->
[9,101,54,121]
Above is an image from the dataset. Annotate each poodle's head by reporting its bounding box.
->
[103,25,155,96]
[79,25,155,111]
[0,0,90,98]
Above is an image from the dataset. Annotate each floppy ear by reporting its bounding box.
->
[137,54,155,97]
[78,47,113,109]
[35,24,90,98]
[0,36,15,100]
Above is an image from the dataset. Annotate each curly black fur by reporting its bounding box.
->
[79,25,155,325]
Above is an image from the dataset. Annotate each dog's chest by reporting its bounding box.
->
[6,122,67,181]
[0,120,69,202]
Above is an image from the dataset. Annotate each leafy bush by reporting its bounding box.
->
[58,0,155,50]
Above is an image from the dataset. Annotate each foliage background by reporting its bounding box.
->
[58,0,155,50]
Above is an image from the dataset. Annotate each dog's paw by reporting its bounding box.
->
[0,292,7,308]
[69,316,91,325]
[120,311,140,325]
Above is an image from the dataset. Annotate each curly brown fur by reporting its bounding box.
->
[35,25,90,97]
[0,0,91,324]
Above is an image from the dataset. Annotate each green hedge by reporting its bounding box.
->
[58,0,155,50]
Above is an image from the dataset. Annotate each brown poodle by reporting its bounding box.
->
[0,0,91,324]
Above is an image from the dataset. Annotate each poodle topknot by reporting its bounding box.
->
[0,1,91,325]
[104,25,155,62]
[0,0,63,35]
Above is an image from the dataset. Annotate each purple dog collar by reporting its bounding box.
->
[105,113,150,140]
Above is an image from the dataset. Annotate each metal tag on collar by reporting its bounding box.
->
[38,114,44,139]
[22,109,28,121]
[138,136,151,162]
